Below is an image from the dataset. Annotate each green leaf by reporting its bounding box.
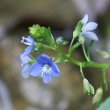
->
[73,20,83,38]
[96,49,110,59]
[96,97,110,110]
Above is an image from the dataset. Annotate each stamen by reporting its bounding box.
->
[41,64,52,77]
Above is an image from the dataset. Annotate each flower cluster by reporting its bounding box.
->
[19,14,110,107]
[20,35,60,83]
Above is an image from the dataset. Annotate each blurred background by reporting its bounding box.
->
[0,0,110,110]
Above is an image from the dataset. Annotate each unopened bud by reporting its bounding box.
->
[56,37,68,45]
[92,88,103,104]
[83,78,95,95]
[73,21,83,38]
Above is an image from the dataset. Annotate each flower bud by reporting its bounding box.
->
[83,78,91,94]
[92,88,103,104]
[56,37,68,45]
[83,78,95,95]
[73,21,83,38]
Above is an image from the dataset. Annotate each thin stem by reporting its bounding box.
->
[82,44,90,62]
[38,43,110,69]
[68,37,75,55]
[87,40,94,60]
[80,64,85,78]
[102,69,108,91]
[68,42,81,56]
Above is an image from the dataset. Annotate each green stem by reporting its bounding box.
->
[87,40,94,60]
[38,43,110,69]
[82,44,90,62]
[102,69,108,91]
[68,42,81,56]
[80,64,85,78]
[68,37,75,55]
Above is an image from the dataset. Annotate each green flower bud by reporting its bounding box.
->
[89,84,95,95]
[83,78,91,94]
[92,88,103,104]
[56,37,68,45]
[83,78,95,95]
[73,20,83,38]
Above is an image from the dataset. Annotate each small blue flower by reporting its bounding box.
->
[81,14,98,41]
[20,46,33,78]
[20,36,36,78]
[20,46,33,64]
[21,36,35,59]
[30,54,60,84]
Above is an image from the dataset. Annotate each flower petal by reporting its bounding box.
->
[25,45,34,54]
[21,64,31,78]
[21,36,35,45]
[27,36,35,45]
[82,14,88,25]
[30,62,42,77]
[37,54,52,66]
[51,62,60,78]
[84,32,98,41]
[43,73,51,84]
[83,22,98,32]
[20,53,31,64]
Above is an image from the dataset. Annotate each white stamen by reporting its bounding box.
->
[21,36,33,45]
[41,64,52,77]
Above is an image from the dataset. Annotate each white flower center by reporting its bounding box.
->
[41,64,52,76]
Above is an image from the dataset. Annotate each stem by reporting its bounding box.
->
[68,42,81,56]
[102,69,108,91]
[39,43,110,69]
[68,37,75,55]
[82,44,90,62]
[80,64,85,78]
[87,40,94,60]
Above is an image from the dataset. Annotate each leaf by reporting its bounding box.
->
[96,49,110,59]
[96,97,110,110]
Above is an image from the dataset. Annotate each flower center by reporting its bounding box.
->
[41,64,52,76]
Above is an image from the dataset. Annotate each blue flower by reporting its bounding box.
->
[81,14,98,41]
[30,54,60,84]
[21,36,35,58]
[20,46,33,64]
[20,36,37,78]
[20,46,33,78]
